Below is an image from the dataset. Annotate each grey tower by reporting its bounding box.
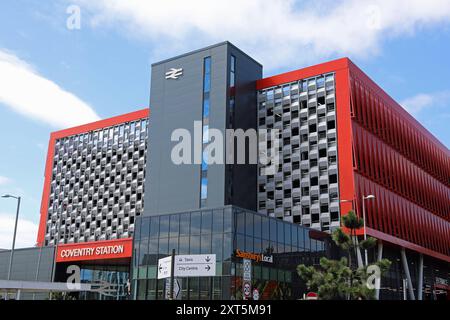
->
[144,42,262,215]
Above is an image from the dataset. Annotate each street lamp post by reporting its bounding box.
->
[2,194,21,281]
[361,195,375,266]
[340,195,375,266]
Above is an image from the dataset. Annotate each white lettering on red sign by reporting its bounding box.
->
[60,245,124,259]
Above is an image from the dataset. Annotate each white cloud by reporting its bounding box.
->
[74,0,450,71]
[401,91,450,116]
[0,176,11,185]
[0,214,39,249]
[0,49,100,128]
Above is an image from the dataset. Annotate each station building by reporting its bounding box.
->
[0,42,448,300]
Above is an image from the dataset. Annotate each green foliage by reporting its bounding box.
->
[297,209,392,300]
[331,228,351,250]
[359,237,377,250]
[342,210,364,230]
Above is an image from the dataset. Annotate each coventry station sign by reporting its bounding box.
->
[56,238,133,263]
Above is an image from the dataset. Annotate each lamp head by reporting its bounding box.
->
[365,195,376,200]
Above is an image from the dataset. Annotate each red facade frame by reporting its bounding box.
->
[36,108,150,247]
[257,58,450,263]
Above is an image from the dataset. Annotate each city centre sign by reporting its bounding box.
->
[235,249,273,263]
[56,238,133,263]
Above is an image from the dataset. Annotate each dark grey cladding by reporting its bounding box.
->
[144,42,262,215]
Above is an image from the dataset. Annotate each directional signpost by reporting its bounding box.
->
[165,278,181,300]
[175,254,216,277]
[158,254,216,279]
[157,256,172,279]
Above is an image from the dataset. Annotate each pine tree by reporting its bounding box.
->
[297,210,391,300]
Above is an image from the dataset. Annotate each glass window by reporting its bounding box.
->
[134,218,142,240]
[169,214,179,237]
[204,57,211,74]
[310,239,317,252]
[236,234,245,251]
[254,214,262,239]
[202,125,209,144]
[140,218,149,239]
[262,216,270,240]
[290,226,297,249]
[201,234,211,254]
[270,268,278,281]
[168,237,178,253]
[190,235,201,254]
[137,280,147,300]
[262,239,270,255]
[149,216,159,238]
[230,55,236,87]
[285,224,291,245]
[158,237,169,256]
[212,209,223,233]
[139,240,148,266]
[270,219,277,242]
[199,277,210,300]
[188,278,200,300]
[277,221,284,243]
[236,211,245,235]
[146,279,156,300]
[203,74,211,93]
[223,233,232,261]
[245,236,253,252]
[190,212,201,235]
[180,213,190,236]
[212,234,223,262]
[213,277,222,300]
[304,229,311,251]
[159,215,170,238]
[203,98,210,118]
[254,237,262,254]
[201,210,212,234]
[201,178,208,200]
[245,212,253,238]
[262,267,270,280]
[223,209,232,233]
[179,236,190,254]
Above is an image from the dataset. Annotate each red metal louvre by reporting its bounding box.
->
[349,62,450,261]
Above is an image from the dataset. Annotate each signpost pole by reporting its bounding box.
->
[170,249,175,300]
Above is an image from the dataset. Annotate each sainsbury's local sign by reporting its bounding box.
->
[56,238,133,263]
[235,249,273,264]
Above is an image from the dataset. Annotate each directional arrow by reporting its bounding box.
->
[205,256,211,262]
[205,265,211,271]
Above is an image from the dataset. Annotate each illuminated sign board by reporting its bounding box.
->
[56,238,133,263]
[235,249,273,263]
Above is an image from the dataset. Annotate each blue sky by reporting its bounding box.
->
[0,0,449,248]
